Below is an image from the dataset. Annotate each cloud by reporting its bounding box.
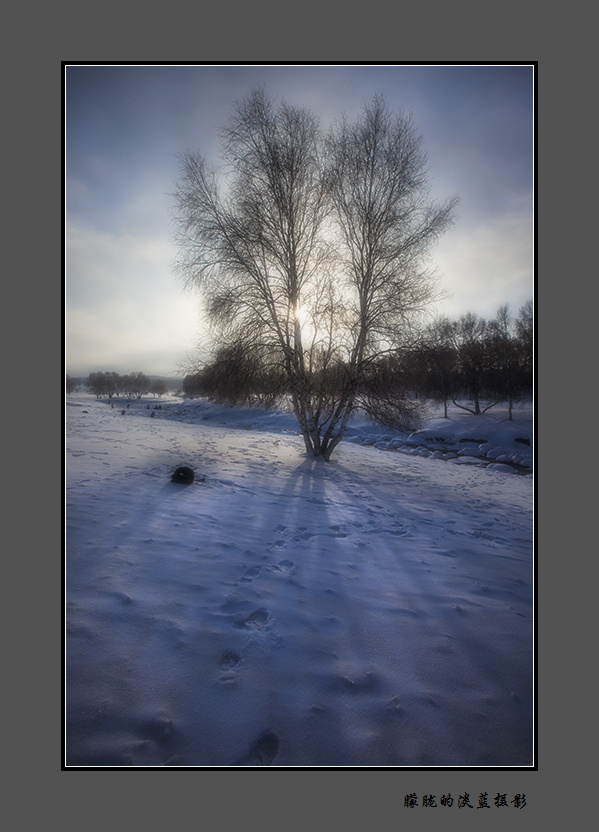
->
[65,221,201,375]
[432,199,534,320]
[65,66,534,373]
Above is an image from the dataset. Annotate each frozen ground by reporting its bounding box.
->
[65,393,534,768]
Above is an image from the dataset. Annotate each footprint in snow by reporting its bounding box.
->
[296,531,315,542]
[267,559,295,575]
[249,731,279,765]
[219,650,242,670]
[386,696,405,714]
[233,609,270,630]
[236,731,280,766]
[138,713,175,747]
[240,566,261,582]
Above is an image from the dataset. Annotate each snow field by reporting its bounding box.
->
[65,394,534,767]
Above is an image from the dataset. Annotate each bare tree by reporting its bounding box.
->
[87,371,121,399]
[317,97,458,457]
[514,299,533,387]
[174,88,332,454]
[121,372,150,399]
[188,342,287,407]
[173,90,457,460]
[414,317,459,418]
[487,304,521,419]
[449,313,501,415]
[150,379,168,397]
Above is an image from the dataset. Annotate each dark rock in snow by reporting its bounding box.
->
[171,466,194,484]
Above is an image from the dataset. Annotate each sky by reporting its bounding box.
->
[65,63,535,378]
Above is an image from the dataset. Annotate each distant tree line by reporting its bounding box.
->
[402,301,533,420]
[65,374,77,394]
[184,301,533,421]
[84,371,169,399]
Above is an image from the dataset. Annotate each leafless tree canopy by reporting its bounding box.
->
[173,89,458,459]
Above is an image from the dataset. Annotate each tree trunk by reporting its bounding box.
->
[291,392,315,454]
[320,385,358,461]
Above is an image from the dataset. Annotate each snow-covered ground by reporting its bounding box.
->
[65,393,534,768]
